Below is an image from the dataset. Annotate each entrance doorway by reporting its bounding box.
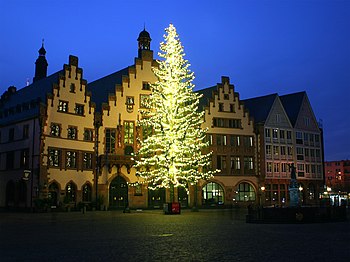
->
[109,176,128,209]
[178,187,188,208]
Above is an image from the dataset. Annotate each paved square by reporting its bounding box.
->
[1,209,349,261]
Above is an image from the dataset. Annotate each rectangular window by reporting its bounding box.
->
[216,135,227,146]
[230,135,240,147]
[265,128,271,138]
[296,147,304,160]
[273,146,279,157]
[287,146,293,156]
[229,104,235,113]
[66,151,77,168]
[218,103,224,112]
[274,163,280,173]
[280,146,286,156]
[287,130,292,140]
[48,148,61,167]
[266,145,272,155]
[276,114,281,123]
[305,164,310,174]
[124,121,134,145]
[83,129,94,141]
[9,128,14,141]
[272,129,278,139]
[244,157,254,170]
[20,148,30,169]
[217,155,226,170]
[83,152,92,169]
[231,156,241,170]
[23,124,29,139]
[297,163,305,177]
[304,148,309,157]
[281,163,287,173]
[279,130,285,140]
[75,104,84,115]
[67,126,78,140]
[213,118,241,128]
[266,162,272,173]
[296,131,303,144]
[50,123,61,137]
[105,129,116,153]
[140,94,150,108]
[206,134,213,146]
[243,136,253,147]
[58,100,68,112]
[142,82,150,90]
[6,151,15,169]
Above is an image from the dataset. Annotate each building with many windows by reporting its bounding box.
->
[243,92,324,206]
[325,160,350,194]
[0,28,324,210]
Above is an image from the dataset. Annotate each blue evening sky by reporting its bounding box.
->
[0,0,349,161]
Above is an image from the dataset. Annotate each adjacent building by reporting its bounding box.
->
[0,28,324,210]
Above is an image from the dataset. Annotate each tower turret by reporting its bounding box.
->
[33,40,48,82]
[137,28,152,58]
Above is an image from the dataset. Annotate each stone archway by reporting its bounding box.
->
[109,176,128,209]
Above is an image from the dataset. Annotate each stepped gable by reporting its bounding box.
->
[242,93,278,124]
[87,67,130,112]
[279,91,306,126]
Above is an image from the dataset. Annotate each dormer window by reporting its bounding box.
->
[126,96,134,113]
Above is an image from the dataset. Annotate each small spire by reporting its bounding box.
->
[143,23,146,31]
[42,38,45,47]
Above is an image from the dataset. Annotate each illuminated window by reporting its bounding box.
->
[83,152,92,169]
[202,182,224,205]
[124,121,134,145]
[65,182,76,202]
[272,129,278,139]
[67,126,77,140]
[230,156,241,170]
[20,148,29,169]
[140,94,150,108]
[48,148,61,167]
[58,100,68,112]
[105,129,116,153]
[75,104,84,115]
[66,151,77,168]
[244,157,254,170]
[50,123,61,137]
[265,128,271,138]
[230,135,240,147]
[237,183,255,202]
[216,134,227,146]
[266,145,272,155]
[126,96,134,113]
[243,136,253,147]
[267,162,272,173]
[82,184,92,202]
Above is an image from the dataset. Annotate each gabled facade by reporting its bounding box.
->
[42,55,96,206]
[243,94,294,206]
[198,77,258,207]
[88,30,159,209]
[280,92,324,204]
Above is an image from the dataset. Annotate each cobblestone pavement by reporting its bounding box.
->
[0,209,349,262]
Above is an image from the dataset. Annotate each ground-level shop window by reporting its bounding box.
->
[236,182,256,201]
[202,182,224,206]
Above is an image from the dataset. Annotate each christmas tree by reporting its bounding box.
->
[134,24,217,201]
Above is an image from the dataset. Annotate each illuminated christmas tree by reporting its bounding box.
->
[134,24,217,201]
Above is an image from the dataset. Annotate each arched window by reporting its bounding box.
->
[82,183,92,202]
[48,182,59,206]
[236,182,256,202]
[202,182,224,206]
[65,182,77,202]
